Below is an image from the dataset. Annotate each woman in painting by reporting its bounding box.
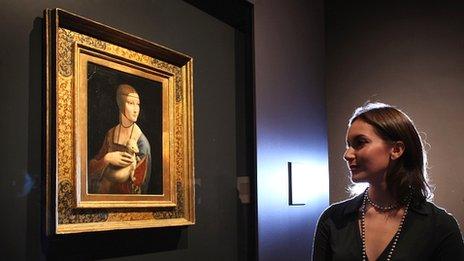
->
[89,83,151,194]
[312,102,464,260]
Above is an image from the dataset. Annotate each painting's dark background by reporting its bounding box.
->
[88,63,163,194]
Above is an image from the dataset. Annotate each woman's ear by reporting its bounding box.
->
[390,141,405,160]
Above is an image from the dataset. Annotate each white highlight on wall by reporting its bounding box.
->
[289,161,329,205]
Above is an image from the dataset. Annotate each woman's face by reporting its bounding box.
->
[344,119,393,184]
[124,92,140,123]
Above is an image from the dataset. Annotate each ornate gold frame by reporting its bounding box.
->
[45,9,195,234]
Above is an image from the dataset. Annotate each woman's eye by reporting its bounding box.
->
[353,139,367,149]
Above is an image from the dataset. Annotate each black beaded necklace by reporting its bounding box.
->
[360,189,411,261]
[366,192,399,211]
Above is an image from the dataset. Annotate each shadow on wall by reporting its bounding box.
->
[44,227,186,259]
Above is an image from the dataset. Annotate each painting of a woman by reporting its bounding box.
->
[89,84,151,194]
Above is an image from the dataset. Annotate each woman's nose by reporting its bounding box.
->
[343,147,355,162]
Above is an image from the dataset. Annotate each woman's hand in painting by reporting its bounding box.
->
[104,151,134,167]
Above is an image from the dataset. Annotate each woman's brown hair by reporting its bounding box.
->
[116,83,138,113]
[349,102,432,203]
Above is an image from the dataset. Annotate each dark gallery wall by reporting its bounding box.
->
[254,0,328,260]
[1,0,249,260]
[326,0,464,230]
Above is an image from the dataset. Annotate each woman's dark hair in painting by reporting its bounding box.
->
[348,102,433,203]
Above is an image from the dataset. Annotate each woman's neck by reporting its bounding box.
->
[368,183,397,206]
[120,113,134,128]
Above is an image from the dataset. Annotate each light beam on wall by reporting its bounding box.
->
[288,162,329,205]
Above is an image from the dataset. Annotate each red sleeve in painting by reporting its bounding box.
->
[133,156,147,187]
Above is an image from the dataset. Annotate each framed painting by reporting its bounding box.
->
[45,9,195,234]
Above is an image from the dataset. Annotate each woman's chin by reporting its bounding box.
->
[350,171,365,183]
